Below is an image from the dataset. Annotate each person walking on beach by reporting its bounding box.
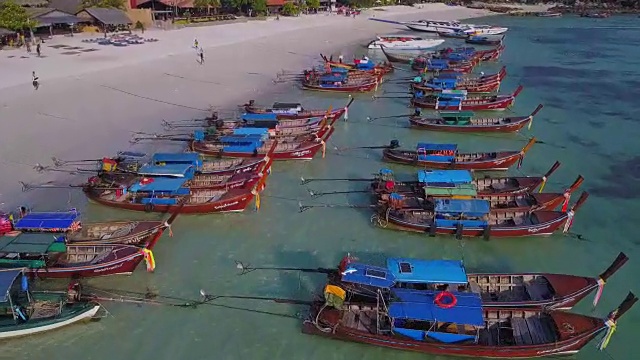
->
[36,43,41,57]
[193,38,199,49]
[197,47,204,65]
[32,71,39,90]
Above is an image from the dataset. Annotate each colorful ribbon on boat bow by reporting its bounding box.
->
[563,210,575,233]
[538,176,548,193]
[598,318,616,350]
[142,249,156,272]
[593,277,606,308]
[561,192,570,212]
[528,115,533,130]
[164,221,173,237]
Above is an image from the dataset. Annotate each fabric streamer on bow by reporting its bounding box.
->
[593,278,606,307]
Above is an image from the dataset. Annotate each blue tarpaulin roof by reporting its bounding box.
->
[242,113,279,121]
[389,289,484,326]
[129,177,188,193]
[14,211,80,231]
[418,170,473,184]
[435,199,490,216]
[340,262,396,288]
[386,258,468,284]
[320,75,346,83]
[152,152,201,164]
[0,269,23,303]
[416,143,458,151]
[330,67,349,73]
[233,128,272,136]
[137,164,193,178]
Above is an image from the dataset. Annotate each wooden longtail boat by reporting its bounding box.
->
[409,104,543,133]
[477,44,505,61]
[330,253,628,310]
[0,269,101,338]
[466,36,504,46]
[0,232,159,278]
[321,54,394,75]
[412,77,502,93]
[379,46,432,64]
[411,85,524,111]
[5,209,177,246]
[412,58,475,73]
[302,68,383,93]
[190,123,336,160]
[372,164,562,197]
[243,98,354,120]
[371,192,589,238]
[303,286,637,358]
[382,138,536,171]
[84,151,273,214]
[377,175,584,213]
[93,144,276,192]
[422,66,507,84]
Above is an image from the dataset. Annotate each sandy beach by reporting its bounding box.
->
[0,4,495,207]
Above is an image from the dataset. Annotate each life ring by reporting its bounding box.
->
[144,203,154,213]
[434,291,457,309]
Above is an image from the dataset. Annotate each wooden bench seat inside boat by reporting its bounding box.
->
[511,316,556,345]
[524,277,552,301]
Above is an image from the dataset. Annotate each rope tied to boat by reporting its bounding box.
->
[593,278,607,308]
[563,210,575,234]
[598,319,617,350]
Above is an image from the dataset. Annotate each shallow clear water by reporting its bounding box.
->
[8,15,640,360]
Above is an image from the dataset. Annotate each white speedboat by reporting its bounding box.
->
[403,20,461,33]
[404,20,508,36]
[367,35,444,50]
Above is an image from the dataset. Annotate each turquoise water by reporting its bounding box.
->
[8,15,640,360]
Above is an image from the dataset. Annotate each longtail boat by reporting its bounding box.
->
[190,125,335,160]
[377,175,584,213]
[379,46,431,64]
[372,164,562,196]
[243,98,354,120]
[330,252,628,310]
[0,231,158,278]
[83,150,273,214]
[412,77,502,93]
[477,44,505,61]
[412,58,475,73]
[303,284,636,358]
[466,35,504,46]
[420,66,507,84]
[93,144,275,192]
[0,269,102,338]
[371,192,589,238]
[3,209,177,246]
[411,85,524,111]
[409,104,543,133]
[302,67,383,93]
[382,138,536,171]
[320,54,394,75]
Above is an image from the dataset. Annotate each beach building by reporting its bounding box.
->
[75,7,133,30]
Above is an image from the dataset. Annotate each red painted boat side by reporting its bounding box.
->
[244,99,353,120]
[28,245,145,278]
[302,308,604,358]
[412,85,523,111]
[409,115,531,133]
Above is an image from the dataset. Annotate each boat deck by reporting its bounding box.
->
[468,275,553,302]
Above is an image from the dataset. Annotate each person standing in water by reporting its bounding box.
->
[32,71,39,90]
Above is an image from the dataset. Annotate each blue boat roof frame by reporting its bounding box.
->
[128,176,189,193]
[416,143,458,152]
[435,199,490,216]
[241,113,279,121]
[13,211,80,231]
[137,163,195,178]
[389,288,484,326]
[340,262,396,288]
[417,170,472,185]
[0,269,25,303]
[386,258,468,285]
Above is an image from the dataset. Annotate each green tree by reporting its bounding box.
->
[306,0,320,9]
[0,1,38,32]
[281,2,299,15]
[194,0,221,15]
[81,0,126,9]
[252,0,267,15]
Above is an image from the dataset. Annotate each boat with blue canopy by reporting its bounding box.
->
[302,66,383,93]
[0,208,176,247]
[304,282,637,358]
[243,98,354,121]
[0,268,102,339]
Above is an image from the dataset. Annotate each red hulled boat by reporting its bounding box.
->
[371,162,562,196]
[303,287,636,358]
[242,98,354,120]
[409,104,544,133]
[371,191,589,238]
[411,85,524,111]
[382,138,536,171]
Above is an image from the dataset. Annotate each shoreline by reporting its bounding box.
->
[0,4,494,209]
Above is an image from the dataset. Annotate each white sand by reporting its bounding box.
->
[0,4,495,206]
